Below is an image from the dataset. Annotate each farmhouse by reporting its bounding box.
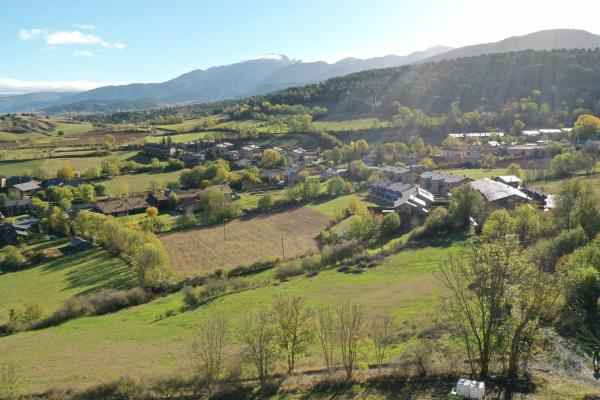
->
[494,175,521,189]
[1,198,33,216]
[8,180,41,197]
[0,217,41,245]
[419,172,470,196]
[94,196,150,216]
[470,178,530,207]
[369,180,434,210]
[142,143,176,159]
[381,164,425,184]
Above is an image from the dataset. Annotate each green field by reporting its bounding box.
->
[0,239,135,325]
[145,131,216,144]
[154,117,215,132]
[533,172,600,197]
[98,170,182,195]
[307,193,376,217]
[50,121,95,136]
[311,118,387,131]
[0,236,466,391]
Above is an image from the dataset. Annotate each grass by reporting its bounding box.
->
[307,193,376,217]
[160,206,331,276]
[97,170,182,196]
[0,239,136,324]
[145,131,223,144]
[154,117,216,132]
[0,236,467,392]
[0,150,139,177]
[50,121,95,136]
[311,118,386,131]
[235,188,285,209]
[533,172,600,197]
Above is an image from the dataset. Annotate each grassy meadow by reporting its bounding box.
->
[0,236,466,392]
[0,239,135,325]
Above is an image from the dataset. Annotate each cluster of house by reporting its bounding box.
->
[442,129,573,164]
[368,165,553,220]
[142,140,317,170]
[93,184,234,216]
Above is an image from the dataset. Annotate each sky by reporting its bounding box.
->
[1,0,599,94]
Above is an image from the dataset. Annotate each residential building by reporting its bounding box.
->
[8,180,41,198]
[381,164,425,184]
[470,178,530,207]
[2,198,33,216]
[419,172,470,196]
[142,143,176,159]
[94,196,150,216]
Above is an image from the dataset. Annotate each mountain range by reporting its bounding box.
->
[3,29,600,114]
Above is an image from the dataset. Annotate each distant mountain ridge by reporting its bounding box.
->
[418,29,600,63]
[2,28,599,114]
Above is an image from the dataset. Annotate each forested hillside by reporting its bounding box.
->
[268,49,600,122]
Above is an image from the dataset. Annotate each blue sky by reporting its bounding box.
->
[1,0,599,93]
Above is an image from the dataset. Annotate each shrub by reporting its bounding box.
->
[202,279,229,298]
[227,258,280,277]
[229,277,252,291]
[301,254,322,274]
[275,262,304,281]
[183,285,202,309]
[1,245,26,268]
[38,288,150,329]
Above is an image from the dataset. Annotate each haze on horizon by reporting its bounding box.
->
[1,0,599,94]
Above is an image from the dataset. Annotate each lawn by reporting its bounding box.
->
[235,188,285,209]
[145,131,221,144]
[533,172,600,197]
[307,193,376,217]
[97,170,182,196]
[0,237,466,392]
[0,239,136,324]
[160,206,331,276]
[311,118,387,131]
[50,121,95,136]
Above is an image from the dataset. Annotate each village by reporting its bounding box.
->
[0,126,576,245]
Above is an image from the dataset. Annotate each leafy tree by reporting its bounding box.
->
[481,209,514,241]
[513,204,540,244]
[506,163,524,179]
[574,114,600,141]
[133,242,170,290]
[104,134,116,151]
[56,164,75,181]
[1,245,26,268]
[348,212,381,244]
[197,188,238,224]
[327,176,346,196]
[257,192,275,212]
[449,184,485,228]
[167,192,179,209]
[34,167,52,180]
[381,212,401,235]
[261,149,283,168]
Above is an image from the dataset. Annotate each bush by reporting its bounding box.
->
[182,285,202,309]
[227,258,280,277]
[275,262,304,281]
[202,278,229,298]
[1,245,26,268]
[529,227,589,271]
[301,254,322,274]
[74,377,146,400]
[321,240,363,265]
[38,288,150,329]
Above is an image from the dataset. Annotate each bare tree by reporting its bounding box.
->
[370,314,394,372]
[411,341,432,377]
[317,306,336,375]
[439,238,557,379]
[191,316,228,387]
[241,308,278,385]
[272,295,314,374]
[0,362,20,400]
[336,302,366,380]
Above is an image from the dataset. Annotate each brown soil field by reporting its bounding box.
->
[160,207,331,276]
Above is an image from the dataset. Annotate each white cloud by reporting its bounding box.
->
[74,50,94,57]
[45,30,110,47]
[0,78,125,94]
[75,24,96,30]
[18,28,47,40]
[18,27,126,50]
